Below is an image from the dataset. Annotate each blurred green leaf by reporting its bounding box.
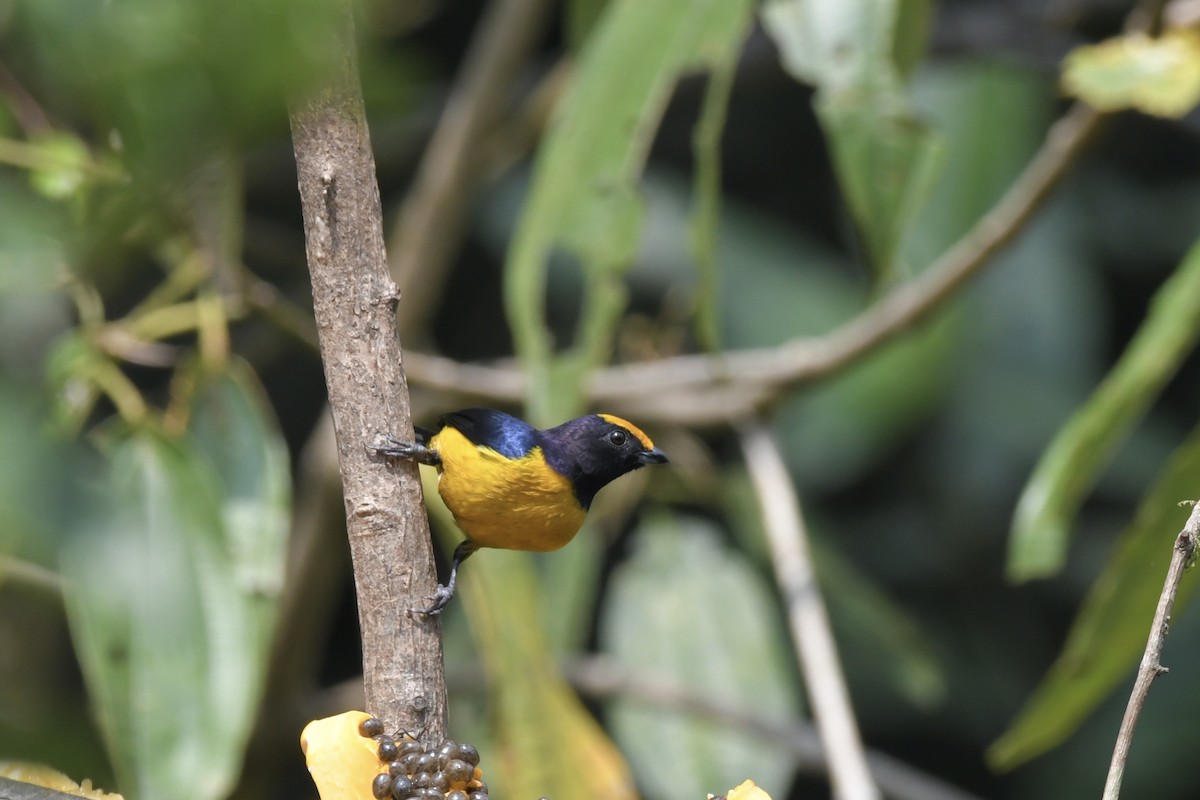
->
[819,94,941,274]
[1063,30,1200,119]
[688,56,735,354]
[762,0,940,277]
[601,513,801,800]
[812,537,946,709]
[186,360,290,714]
[61,366,288,800]
[1008,239,1200,581]
[0,383,74,562]
[0,389,108,783]
[0,178,74,294]
[892,0,933,80]
[991,422,1200,770]
[505,0,755,424]
[905,62,1052,269]
[62,431,228,800]
[17,0,342,184]
[564,0,609,52]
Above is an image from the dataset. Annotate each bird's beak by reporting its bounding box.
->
[637,447,669,465]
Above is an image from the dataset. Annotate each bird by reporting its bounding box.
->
[372,407,668,614]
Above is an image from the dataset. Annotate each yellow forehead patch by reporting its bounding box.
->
[598,413,655,450]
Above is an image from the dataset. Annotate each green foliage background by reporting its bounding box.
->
[4,1,1200,799]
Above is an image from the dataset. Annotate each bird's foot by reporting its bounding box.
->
[370,435,441,466]
[411,583,456,616]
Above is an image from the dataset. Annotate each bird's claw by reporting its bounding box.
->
[370,435,419,459]
[411,584,455,616]
[371,435,442,467]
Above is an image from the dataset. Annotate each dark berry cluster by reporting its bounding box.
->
[358,716,487,800]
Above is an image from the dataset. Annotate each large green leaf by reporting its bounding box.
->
[904,62,1052,269]
[186,362,291,730]
[1008,239,1200,581]
[0,383,70,560]
[19,0,343,184]
[504,0,755,424]
[62,431,229,800]
[762,0,940,277]
[564,0,610,52]
[601,513,801,800]
[688,51,736,353]
[990,422,1200,770]
[61,366,289,800]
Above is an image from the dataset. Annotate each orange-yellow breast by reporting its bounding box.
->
[429,425,587,552]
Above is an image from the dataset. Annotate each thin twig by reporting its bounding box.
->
[740,422,879,800]
[388,0,554,340]
[396,102,1104,425]
[1102,501,1200,800]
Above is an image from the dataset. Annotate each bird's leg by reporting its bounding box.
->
[370,435,442,467]
[418,539,479,615]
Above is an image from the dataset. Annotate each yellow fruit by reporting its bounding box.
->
[300,711,385,800]
[708,779,772,800]
[0,762,122,799]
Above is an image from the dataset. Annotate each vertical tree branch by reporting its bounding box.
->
[1102,502,1200,800]
[740,422,880,800]
[289,0,446,738]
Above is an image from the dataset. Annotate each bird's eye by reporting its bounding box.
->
[607,429,628,447]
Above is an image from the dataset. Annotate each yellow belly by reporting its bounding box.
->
[430,426,587,552]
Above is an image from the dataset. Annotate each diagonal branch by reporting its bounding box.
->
[596,103,1102,407]
[398,102,1104,425]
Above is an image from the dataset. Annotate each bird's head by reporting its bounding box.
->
[539,413,668,508]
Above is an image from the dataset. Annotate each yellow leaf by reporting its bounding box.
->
[0,762,122,799]
[300,710,380,800]
[1062,30,1200,118]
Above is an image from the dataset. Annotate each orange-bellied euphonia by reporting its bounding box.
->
[373,407,668,614]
